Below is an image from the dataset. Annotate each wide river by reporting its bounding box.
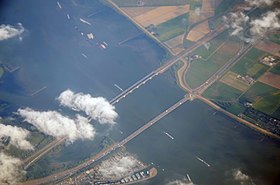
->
[0,0,279,185]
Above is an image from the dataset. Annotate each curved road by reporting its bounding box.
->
[22,18,227,172]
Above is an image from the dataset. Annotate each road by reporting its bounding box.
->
[22,14,227,173]
[20,38,258,183]
[192,41,256,95]
[20,95,190,185]
[21,2,228,180]
[110,23,227,105]
[23,137,67,170]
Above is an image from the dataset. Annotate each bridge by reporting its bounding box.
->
[22,20,227,171]
[110,23,227,105]
[20,94,191,185]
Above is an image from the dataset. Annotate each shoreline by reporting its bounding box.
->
[103,0,174,56]
[197,96,280,140]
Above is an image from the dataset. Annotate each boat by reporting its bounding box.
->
[163,132,174,140]
[186,174,192,182]
[114,84,123,92]
[79,18,91,25]
[57,1,62,9]
[195,156,211,167]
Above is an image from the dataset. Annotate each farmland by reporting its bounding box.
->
[164,34,185,55]
[125,5,190,27]
[203,81,243,101]
[185,59,220,88]
[255,40,280,57]
[190,30,228,59]
[220,71,250,91]
[155,13,189,42]
[185,32,241,88]
[270,63,280,75]
[231,47,269,79]
[259,72,280,90]
[269,33,280,45]
[186,20,210,42]
[240,82,280,115]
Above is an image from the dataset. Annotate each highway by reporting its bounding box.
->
[21,14,227,176]
[110,23,227,105]
[119,95,190,146]
[20,6,229,183]
[20,95,190,185]
[192,40,257,95]
[20,37,256,183]
[23,137,67,170]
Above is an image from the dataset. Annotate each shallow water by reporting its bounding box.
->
[0,0,279,184]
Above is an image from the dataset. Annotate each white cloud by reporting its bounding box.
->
[0,152,25,185]
[0,23,24,41]
[166,179,195,185]
[194,7,201,16]
[232,169,252,184]
[0,123,33,150]
[245,0,275,7]
[250,9,280,37]
[98,156,137,179]
[17,108,95,142]
[229,12,250,36]
[58,89,118,125]
[227,8,280,40]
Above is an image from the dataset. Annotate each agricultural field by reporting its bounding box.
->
[186,20,210,42]
[164,34,185,55]
[121,7,155,17]
[268,33,280,45]
[190,30,228,59]
[112,0,189,7]
[255,40,280,57]
[259,72,280,90]
[188,0,218,23]
[240,82,280,115]
[155,13,189,42]
[189,0,202,10]
[231,47,269,79]
[124,5,190,27]
[215,0,242,15]
[185,59,220,88]
[208,38,241,66]
[203,81,243,101]
[270,63,280,75]
[185,32,241,88]
[220,71,250,91]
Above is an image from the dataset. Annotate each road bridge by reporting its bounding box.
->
[20,95,191,185]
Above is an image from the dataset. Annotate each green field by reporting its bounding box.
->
[240,82,280,115]
[231,48,269,79]
[220,72,250,91]
[191,30,228,59]
[189,0,202,10]
[215,0,242,15]
[270,63,280,75]
[203,81,243,101]
[112,0,189,7]
[155,13,189,42]
[185,59,220,88]
[268,33,280,45]
[185,33,241,88]
[226,102,246,115]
